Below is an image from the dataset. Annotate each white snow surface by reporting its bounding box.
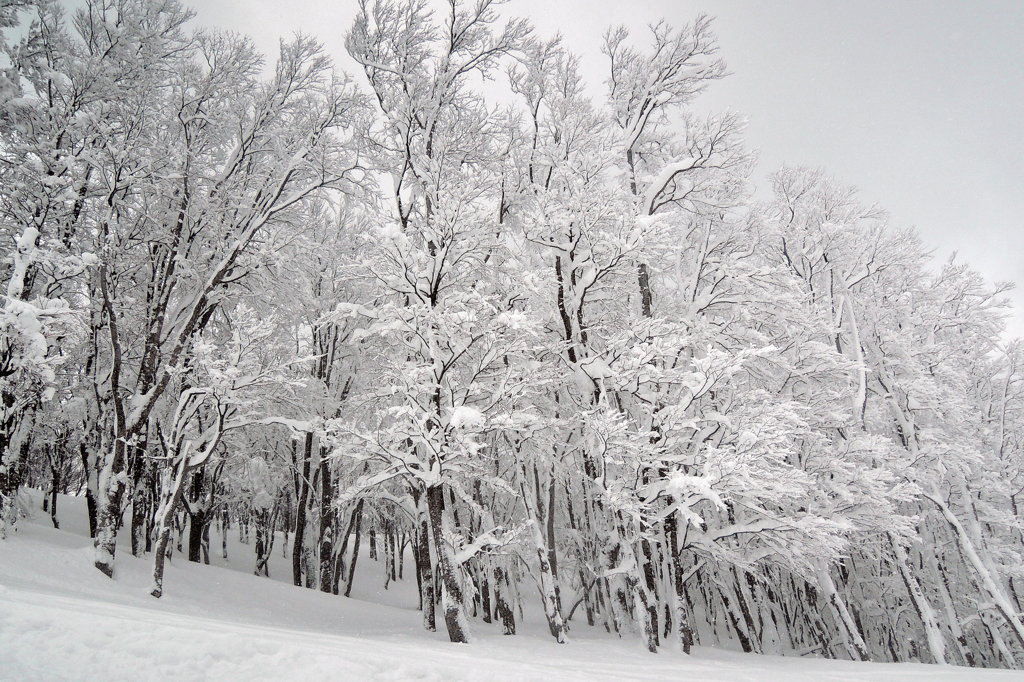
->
[0,491,1019,682]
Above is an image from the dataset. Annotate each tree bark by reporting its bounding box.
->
[318,456,335,593]
[344,498,364,598]
[47,457,60,530]
[666,514,696,653]
[426,484,471,643]
[926,545,975,666]
[93,438,129,577]
[889,534,947,664]
[333,498,363,595]
[292,432,313,587]
[151,458,191,598]
[410,486,435,631]
[1,409,34,538]
[494,564,516,635]
[522,463,566,642]
[129,433,150,557]
[254,505,277,577]
[926,489,1024,653]
[81,440,99,539]
[188,508,210,563]
[815,560,870,661]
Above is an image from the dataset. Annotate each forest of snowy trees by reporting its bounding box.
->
[2,0,1024,669]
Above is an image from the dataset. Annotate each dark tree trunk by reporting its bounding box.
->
[188,510,207,563]
[398,531,406,580]
[1,409,33,533]
[666,514,695,653]
[48,462,60,529]
[494,565,516,635]
[427,484,470,643]
[641,538,660,648]
[318,456,335,593]
[129,433,150,557]
[333,498,363,595]
[292,433,313,587]
[480,566,492,624]
[344,499,364,598]
[411,486,435,631]
[545,463,561,613]
[471,480,491,623]
[638,262,653,317]
[186,470,213,564]
[254,505,277,577]
[220,507,229,560]
[80,438,99,539]
[388,524,397,581]
[130,478,148,556]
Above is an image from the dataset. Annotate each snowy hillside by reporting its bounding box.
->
[0,492,1018,682]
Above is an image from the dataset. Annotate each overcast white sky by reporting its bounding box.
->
[190,0,1024,335]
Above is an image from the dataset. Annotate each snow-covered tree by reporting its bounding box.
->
[340,0,531,643]
[6,0,1024,670]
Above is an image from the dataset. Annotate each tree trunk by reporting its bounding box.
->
[81,441,99,539]
[292,432,313,587]
[94,434,132,577]
[344,498,364,598]
[725,568,760,654]
[333,498,363,595]
[494,565,516,635]
[151,458,191,598]
[612,515,657,653]
[426,484,471,643]
[388,521,397,582]
[815,560,870,661]
[1,409,34,538]
[48,463,60,530]
[188,508,209,563]
[523,463,566,642]
[129,434,150,557]
[93,487,125,577]
[318,456,335,593]
[926,489,1024,653]
[78,397,103,540]
[641,538,661,649]
[889,534,947,664]
[411,486,435,631]
[981,609,1018,668]
[130,474,149,556]
[526,500,567,642]
[0,407,34,538]
[666,514,696,653]
[545,463,562,613]
[254,506,277,577]
[175,511,185,554]
[201,522,210,564]
[399,532,406,580]
[480,564,492,624]
[926,545,975,666]
[303,532,316,587]
[221,507,229,561]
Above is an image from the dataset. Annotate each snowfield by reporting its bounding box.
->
[0,491,1019,682]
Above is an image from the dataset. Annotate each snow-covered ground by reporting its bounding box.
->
[1,492,1020,682]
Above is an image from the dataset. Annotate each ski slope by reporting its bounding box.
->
[0,492,1019,682]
